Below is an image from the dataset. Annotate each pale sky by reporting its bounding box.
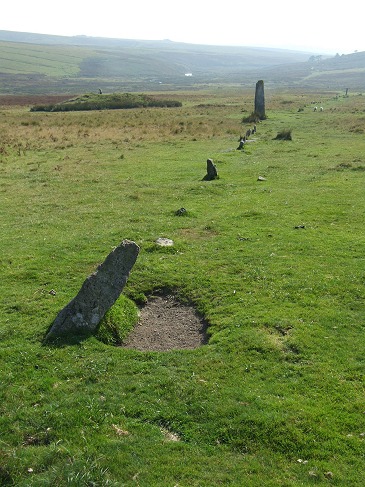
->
[2,0,363,54]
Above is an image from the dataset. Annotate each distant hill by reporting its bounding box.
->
[0,30,364,94]
[261,51,365,90]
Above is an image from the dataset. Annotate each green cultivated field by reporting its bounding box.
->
[0,88,364,485]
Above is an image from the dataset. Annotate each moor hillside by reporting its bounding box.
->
[0,30,364,94]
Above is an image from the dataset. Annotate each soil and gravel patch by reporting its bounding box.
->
[122,295,209,352]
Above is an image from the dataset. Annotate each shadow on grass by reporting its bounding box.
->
[42,322,93,347]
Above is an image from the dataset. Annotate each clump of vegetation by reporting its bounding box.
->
[30,92,182,112]
[96,295,139,345]
[274,128,292,140]
[242,111,262,123]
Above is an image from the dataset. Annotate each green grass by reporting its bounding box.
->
[0,89,364,485]
[96,295,140,346]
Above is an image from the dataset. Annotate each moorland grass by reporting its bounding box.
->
[0,89,364,485]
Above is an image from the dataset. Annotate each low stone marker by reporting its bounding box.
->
[46,240,139,341]
[155,237,174,247]
[237,136,245,150]
[203,158,218,180]
[175,207,187,216]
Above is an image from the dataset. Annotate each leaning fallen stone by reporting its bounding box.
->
[45,240,139,340]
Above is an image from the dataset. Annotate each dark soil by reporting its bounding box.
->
[122,295,208,352]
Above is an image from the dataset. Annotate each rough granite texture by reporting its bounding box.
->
[46,240,139,340]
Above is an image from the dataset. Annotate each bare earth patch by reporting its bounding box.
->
[122,295,208,351]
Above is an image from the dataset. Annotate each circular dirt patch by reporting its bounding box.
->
[122,295,208,352]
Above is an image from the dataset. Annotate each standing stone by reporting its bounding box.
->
[46,240,139,340]
[254,80,266,120]
[204,158,218,180]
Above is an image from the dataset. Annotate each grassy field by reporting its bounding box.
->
[0,87,364,486]
[0,41,90,76]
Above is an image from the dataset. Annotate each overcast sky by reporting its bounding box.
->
[2,0,363,54]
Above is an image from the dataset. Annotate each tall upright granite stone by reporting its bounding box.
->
[254,80,266,120]
[46,240,140,340]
